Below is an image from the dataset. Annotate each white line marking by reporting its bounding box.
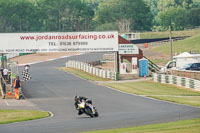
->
[4,100,9,106]
[48,111,54,118]
[64,70,200,109]
[98,83,200,109]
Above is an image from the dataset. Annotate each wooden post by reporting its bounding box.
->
[169,26,173,60]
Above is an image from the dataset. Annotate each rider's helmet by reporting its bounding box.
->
[75,95,80,102]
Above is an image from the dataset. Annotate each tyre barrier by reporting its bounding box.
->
[152,73,200,91]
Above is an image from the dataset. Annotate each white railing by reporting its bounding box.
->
[152,73,200,91]
[66,60,118,80]
[6,53,20,59]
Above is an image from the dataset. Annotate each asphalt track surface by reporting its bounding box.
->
[1,52,200,133]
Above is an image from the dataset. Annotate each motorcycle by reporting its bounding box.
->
[75,96,99,118]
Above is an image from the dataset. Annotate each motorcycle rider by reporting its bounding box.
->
[74,96,92,115]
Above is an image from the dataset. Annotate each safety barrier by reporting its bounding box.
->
[66,60,118,80]
[152,73,200,91]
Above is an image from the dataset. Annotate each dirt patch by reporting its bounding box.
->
[10,52,80,65]
[142,48,170,65]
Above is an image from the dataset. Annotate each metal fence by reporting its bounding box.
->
[7,61,19,84]
[152,73,200,91]
[66,60,118,80]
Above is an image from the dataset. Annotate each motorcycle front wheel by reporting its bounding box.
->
[94,112,99,117]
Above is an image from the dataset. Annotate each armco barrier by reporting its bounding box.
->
[66,60,118,80]
[152,73,200,91]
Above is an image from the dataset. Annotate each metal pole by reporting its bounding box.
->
[169,25,173,60]
[0,52,3,66]
[114,52,116,72]
[117,51,119,73]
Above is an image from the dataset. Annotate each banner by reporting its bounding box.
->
[0,32,118,53]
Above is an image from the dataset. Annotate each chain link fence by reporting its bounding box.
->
[7,60,19,85]
[0,61,19,98]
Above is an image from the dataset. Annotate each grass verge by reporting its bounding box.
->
[150,59,169,65]
[82,118,200,133]
[60,67,111,81]
[152,33,200,54]
[140,28,200,39]
[102,81,200,107]
[60,67,200,107]
[60,68,200,132]
[0,109,50,124]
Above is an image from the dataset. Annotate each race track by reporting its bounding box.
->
[0,52,200,133]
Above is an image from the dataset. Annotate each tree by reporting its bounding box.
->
[40,0,94,31]
[157,7,188,30]
[0,0,40,32]
[95,22,118,31]
[187,8,200,26]
[158,0,195,11]
[84,0,105,10]
[95,0,153,32]
[145,0,159,16]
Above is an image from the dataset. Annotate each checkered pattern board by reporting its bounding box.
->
[21,70,31,81]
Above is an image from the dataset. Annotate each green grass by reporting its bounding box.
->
[59,67,200,107]
[60,67,112,81]
[141,28,200,39]
[0,109,50,124]
[60,68,200,132]
[150,59,170,65]
[153,96,200,107]
[152,33,200,54]
[102,81,200,107]
[82,118,200,133]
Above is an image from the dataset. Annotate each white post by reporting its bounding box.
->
[194,80,200,90]
[99,69,101,77]
[169,75,173,84]
[103,70,106,78]
[185,78,190,88]
[66,62,68,67]
[154,73,157,82]
[177,76,182,87]
[161,74,165,83]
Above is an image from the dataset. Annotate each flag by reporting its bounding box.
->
[21,70,31,81]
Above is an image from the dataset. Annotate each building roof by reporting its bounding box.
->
[174,52,200,58]
[118,35,131,44]
[118,35,143,57]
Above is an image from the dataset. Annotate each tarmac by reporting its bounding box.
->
[1,52,200,133]
[0,52,149,110]
[1,52,81,110]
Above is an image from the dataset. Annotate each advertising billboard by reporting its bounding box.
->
[0,32,118,53]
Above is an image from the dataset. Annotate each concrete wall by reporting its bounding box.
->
[171,70,200,80]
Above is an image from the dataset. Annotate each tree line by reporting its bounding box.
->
[145,0,200,30]
[0,0,199,33]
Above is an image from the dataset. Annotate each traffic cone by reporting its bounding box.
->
[7,92,12,95]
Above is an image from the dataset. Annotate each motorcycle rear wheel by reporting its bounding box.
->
[85,107,94,118]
